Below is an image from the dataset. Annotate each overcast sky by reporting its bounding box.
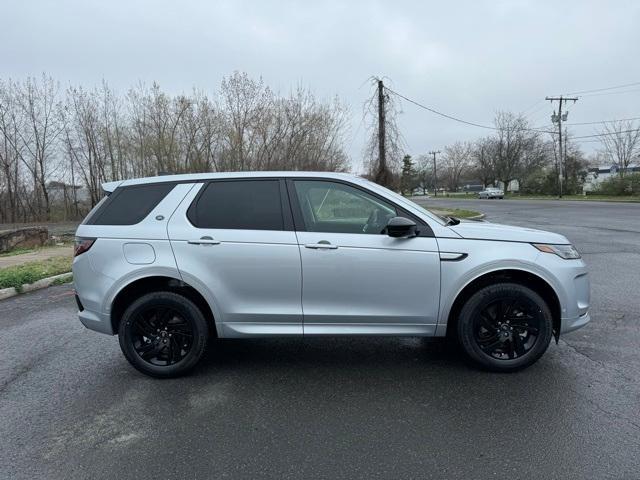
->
[2,0,639,170]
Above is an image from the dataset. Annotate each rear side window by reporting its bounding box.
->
[88,183,175,225]
[188,180,283,230]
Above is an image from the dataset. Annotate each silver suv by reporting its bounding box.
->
[73,172,590,377]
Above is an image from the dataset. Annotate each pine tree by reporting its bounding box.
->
[400,154,416,195]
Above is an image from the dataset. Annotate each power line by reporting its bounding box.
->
[578,88,640,98]
[571,128,640,140]
[563,116,640,126]
[519,98,547,116]
[384,86,555,134]
[523,103,550,121]
[534,116,640,129]
[562,81,640,96]
[383,85,640,141]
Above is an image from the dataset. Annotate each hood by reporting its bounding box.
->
[448,220,570,244]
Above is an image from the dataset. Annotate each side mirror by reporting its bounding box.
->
[384,216,418,238]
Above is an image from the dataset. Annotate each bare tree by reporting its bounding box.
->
[442,141,473,191]
[414,154,433,195]
[598,120,640,176]
[15,75,65,220]
[492,111,541,191]
[0,80,25,222]
[472,137,496,187]
[0,72,351,222]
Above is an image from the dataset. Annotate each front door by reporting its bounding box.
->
[168,179,302,337]
[289,179,441,335]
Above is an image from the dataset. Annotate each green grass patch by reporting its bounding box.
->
[505,194,640,202]
[0,256,72,291]
[446,208,483,218]
[0,247,37,257]
[50,273,73,286]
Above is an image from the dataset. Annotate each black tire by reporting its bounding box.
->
[456,282,552,372]
[118,291,209,378]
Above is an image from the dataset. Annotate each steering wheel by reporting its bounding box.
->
[362,210,389,234]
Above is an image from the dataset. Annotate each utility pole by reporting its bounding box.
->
[546,95,578,198]
[376,79,387,185]
[564,126,568,183]
[428,150,441,197]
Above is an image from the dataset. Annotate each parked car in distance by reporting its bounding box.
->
[478,187,504,199]
[73,172,590,377]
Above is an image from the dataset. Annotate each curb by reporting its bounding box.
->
[0,272,72,301]
[467,213,486,221]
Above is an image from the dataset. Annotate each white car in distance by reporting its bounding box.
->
[478,188,504,199]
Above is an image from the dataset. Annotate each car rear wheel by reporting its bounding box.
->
[456,282,553,372]
[118,291,209,378]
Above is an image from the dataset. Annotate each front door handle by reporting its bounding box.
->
[188,236,221,245]
[304,241,338,250]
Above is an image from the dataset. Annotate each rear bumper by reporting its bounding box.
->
[78,308,114,335]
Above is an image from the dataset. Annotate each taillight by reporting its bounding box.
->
[74,237,96,257]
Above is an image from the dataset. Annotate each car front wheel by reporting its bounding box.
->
[456,282,553,372]
[118,291,209,378]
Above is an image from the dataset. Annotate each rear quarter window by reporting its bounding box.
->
[86,183,175,226]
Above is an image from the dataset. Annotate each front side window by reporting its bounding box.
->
[188,180,283,230]
[293,180,397,234]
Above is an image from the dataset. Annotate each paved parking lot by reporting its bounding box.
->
[1,198,639,479]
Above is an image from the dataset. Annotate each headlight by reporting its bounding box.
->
[533,243,581,259]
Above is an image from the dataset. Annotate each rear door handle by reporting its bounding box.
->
[188,236,220,245]
[304,241,338,250]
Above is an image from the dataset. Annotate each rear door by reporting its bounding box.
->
[288,179,441,335]
[168,179,303,337]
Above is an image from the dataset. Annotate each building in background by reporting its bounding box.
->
[583,164,640,193]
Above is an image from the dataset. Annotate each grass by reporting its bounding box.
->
[0,247,37,257]
[0,243,72,258]
[446,208,483,218]
[505,193,640,202]
[412,192,640,202]
[0,256,73,291]
[50,273,73,286]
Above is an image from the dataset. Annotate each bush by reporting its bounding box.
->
[596,173,640,196]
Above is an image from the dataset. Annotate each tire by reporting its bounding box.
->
[456,282,552,372]
[118,291,209,378]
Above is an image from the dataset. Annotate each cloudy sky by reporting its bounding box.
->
[2,0,639,170]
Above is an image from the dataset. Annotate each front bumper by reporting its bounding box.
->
[561,311,591,334]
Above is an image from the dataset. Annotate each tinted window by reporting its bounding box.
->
[189,180,283,230]
[81,194,109,225]
[89,183,175,225]
[293,180,397,234]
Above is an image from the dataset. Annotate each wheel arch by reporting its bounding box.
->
[444,268,562,342]
[110,275,219,338]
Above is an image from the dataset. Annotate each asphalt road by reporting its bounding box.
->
[1,198,639,479]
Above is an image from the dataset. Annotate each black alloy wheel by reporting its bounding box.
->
[457,282,553,372]
[475,297,541,360]
[118,291,209,378]
[131,305,195,366]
